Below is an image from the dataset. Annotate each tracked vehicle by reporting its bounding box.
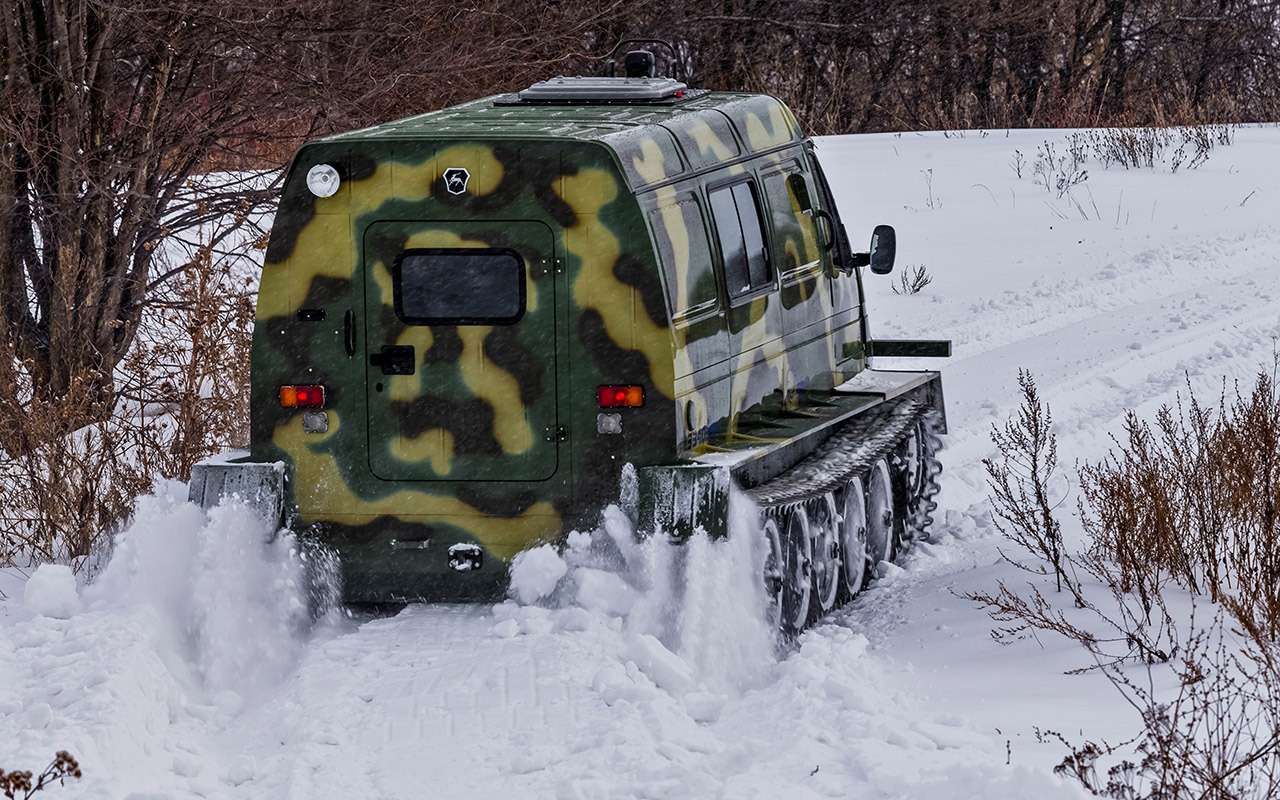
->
[190,50,949,631]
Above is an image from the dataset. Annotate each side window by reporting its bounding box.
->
[649,197,719,318]
[708,180,772,300]
[762,166,822,274]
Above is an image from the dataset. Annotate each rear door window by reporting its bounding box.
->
[708,180,772,301]
[393,248,525,325]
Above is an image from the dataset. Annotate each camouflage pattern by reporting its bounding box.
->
[251,90,868,602]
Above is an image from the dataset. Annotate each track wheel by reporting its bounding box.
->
[840,477,869,597]
[779,504,813,634]
[865,459,896,574]
[810,492,841,618]
[762,515,784,630]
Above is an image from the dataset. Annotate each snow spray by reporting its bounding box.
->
[508,467,777,695]
[86,487,341,708]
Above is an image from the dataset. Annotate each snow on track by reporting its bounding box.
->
[3,125,1278,798]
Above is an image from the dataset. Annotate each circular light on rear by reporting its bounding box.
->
[306,164,340,198]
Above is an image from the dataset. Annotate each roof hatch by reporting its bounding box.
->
[496,76,702,106]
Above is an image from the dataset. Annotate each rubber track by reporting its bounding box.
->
[902,417,944,545]
[745,398,930,508]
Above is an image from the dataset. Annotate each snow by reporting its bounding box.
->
[22,565,80,619]
[507,543,567,603]
[4,123,1280,797]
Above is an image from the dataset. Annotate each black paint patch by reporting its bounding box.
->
[614,254,669,329]
[455,485,540,517]
[578,310,652,383]
[482,326,544,406]
[780,276,816,309]
[393,394,504,457]
[423,326,463,363]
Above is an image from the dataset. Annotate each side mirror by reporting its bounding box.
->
[868,225,896,275]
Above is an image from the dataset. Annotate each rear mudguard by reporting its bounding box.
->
[188,457,288,528]
[635,464,732,541]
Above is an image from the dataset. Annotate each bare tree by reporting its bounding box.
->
[0,1,331,449]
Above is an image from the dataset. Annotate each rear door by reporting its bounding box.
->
[362,220,558,482]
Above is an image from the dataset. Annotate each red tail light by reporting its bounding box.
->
[279,384,326,409]
[598,385,644,408]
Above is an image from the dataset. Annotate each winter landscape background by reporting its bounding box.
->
[3,123,1278,798]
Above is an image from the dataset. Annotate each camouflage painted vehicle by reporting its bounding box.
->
[190,65,949,630]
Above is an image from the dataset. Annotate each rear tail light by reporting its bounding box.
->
[598,385,644,408]
[279,384,326,409]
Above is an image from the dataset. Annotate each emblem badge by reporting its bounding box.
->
[443,167,470,195]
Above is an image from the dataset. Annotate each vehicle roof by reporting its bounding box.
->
[318,89,806,191]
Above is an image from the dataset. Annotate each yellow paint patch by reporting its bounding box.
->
[688,118,737,163]
[744,107,793,152]
[273,414,557,559]
[390,427,455,475]
[458,326,533,454]
[560,169,675,398]
[630,138,672,185]
[392,158,437,198]
[277,213,354,316]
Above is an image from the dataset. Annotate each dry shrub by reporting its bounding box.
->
[972,370,1280,798]
[0,751,82,798]
[891,265,934,295]
[1082,374,1280,639]
[1063,125,1235,174]
[982,371,1078,597]
[1052,617,1280,799]
[0,392,152,568]
[0,223,258,571]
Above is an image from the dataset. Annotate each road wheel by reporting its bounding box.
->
[866,459,896,573]
[762,514,784,631]
[840,477,869,597]
[810,492,841,618]
[779,504,813,634]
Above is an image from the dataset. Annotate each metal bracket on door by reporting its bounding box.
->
[370,345,415,375]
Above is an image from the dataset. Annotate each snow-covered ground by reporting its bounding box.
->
[2,126,1278,799]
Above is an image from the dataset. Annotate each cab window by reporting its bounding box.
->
[762,166,823,275]
[649,197,719,318]
[708,180,772,300]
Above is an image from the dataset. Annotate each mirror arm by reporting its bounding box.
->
[849,252,870,268]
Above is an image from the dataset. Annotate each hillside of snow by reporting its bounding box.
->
[2,125,1278,799]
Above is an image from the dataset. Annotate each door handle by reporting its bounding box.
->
[343,310,356,357]
[370,345,415,375]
